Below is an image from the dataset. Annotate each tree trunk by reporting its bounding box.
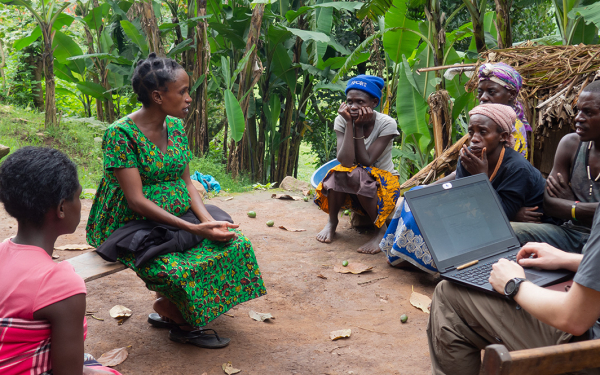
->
[0,38,6,91]
[184,0,210,156]
[494,0,512,48]
[428,90,452,158]
[28,50,44,111]
[425,0,445,90]
[227,4,265,179]
[84,25,104,121]
[139,0,164,56]
[472,14,486,53]
[286,78,313,178]
[273,17,303,184]
[42,25,57,128]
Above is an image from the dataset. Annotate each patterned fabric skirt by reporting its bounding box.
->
[379,187,438,274]
[118,230,267,327]
[314,164,400,228]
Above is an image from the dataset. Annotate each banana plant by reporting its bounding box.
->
[1,0,75,127]
[555,0,599,45]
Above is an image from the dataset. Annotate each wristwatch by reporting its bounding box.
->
[504,278,527,299]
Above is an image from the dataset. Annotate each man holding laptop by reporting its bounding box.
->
[427,83,600,374]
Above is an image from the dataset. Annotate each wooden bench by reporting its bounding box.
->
[65,251,126,282]
[480,341,600,375]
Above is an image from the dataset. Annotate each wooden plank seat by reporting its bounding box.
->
[480,341,600,375]
[66,251,125,282]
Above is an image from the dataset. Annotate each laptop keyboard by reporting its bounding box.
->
[454,254,517,285]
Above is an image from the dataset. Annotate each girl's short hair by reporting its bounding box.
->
[0,147,79,227]
[131,52,184,106]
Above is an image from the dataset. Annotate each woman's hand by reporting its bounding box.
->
[546,173,575,200]
[354,107,375,129]
[460,145,488,176]
[189,221,239,242]
[514,206,543,223]
[338,103,352,123]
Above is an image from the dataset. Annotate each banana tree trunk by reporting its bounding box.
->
[494,0,512,48]
[84,25,104,122]
[286,78,314,178]
[428,90,452,158]
[227,4,265,179]
[184,0,210,156]
[41,25,57,128]
[0,38,5,91]
[141,0,164,56]
[425,0,445,89]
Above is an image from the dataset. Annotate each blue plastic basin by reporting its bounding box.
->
[310,159,340,189]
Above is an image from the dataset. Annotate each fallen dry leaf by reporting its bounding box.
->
[330,329,352,341]
[109,305,132,319]
[97,347,129,367]
[52,254,60,259]
[248,310,274,322]
[278,226,306,232]
[317,274,327,280]
[54,244,94,251]
[271,193,303,201]
[410,287,432,314]
[222,362,241,374]
[222,197,234,201]
[333,263,373,274]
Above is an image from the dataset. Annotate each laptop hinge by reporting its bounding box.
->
[445,266,455,272]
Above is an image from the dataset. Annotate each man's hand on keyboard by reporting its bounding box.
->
[516,242,567,270]
[489,258,526,294]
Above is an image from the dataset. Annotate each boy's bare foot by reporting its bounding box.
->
[357,225,387,254]
[316,218,338,243]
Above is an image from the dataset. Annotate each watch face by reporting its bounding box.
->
[505,280,516,295]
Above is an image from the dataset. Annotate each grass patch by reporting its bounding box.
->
[0,105,253,192]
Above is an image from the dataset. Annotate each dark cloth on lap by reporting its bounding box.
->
[96,205,232,266]
[321,166,378,198]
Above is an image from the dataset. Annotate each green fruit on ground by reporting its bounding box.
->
[344,209,351,216]
[247,211,256,218]
[303,196,309,202]
[266,220,274,227]
[342,260,349,267]
[400,314,408,323]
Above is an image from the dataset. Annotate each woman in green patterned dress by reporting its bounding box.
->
[86,53,266,348]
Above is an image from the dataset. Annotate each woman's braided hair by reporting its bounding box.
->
[131,52,184,106]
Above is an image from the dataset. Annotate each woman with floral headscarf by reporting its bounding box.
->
[477,62,531,158]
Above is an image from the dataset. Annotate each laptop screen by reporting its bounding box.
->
[407,178,515,264]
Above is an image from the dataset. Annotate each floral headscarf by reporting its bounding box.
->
[478,62,531,132]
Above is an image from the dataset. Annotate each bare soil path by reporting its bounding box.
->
[0,191,437,374]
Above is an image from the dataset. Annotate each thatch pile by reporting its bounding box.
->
[466,42,600,148]
[400,42,600,191]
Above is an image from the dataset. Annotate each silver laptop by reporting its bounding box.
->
[404,173,573,295]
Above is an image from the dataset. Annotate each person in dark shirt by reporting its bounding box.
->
[511,80,600,253]
[456,104,546,221]
[379,103,547,273]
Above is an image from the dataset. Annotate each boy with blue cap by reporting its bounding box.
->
[314,75,400,254]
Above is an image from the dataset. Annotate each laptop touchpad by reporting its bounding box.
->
[524,271,543,282]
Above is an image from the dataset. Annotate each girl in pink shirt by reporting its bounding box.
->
[0,147,119,375]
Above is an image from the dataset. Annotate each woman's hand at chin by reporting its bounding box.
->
[190,221,239,242]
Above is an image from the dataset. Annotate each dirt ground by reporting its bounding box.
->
[0,190,439,375]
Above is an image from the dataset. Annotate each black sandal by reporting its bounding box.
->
[148,313,187,329]
[168,328,231,349]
